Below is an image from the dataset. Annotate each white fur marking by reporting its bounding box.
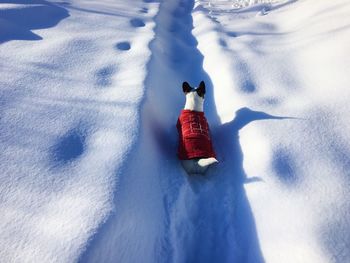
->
[184,91,204,112]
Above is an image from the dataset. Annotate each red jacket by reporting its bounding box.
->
[177,110,216,160]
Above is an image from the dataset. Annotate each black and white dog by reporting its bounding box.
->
[177,81,218,175]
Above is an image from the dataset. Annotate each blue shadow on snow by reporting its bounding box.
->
[94,65,116,88]
[76,0,293,262]
[51,128,85,165]
[185,108,292,263]
[272,148,298,185]
[0,0,69,44]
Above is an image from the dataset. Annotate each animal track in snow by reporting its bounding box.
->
[130,18,145,28]
[51,128,85,165]
[273,148,298,185]
[219,38,227,47]
[95,65,116,87]
[241,79,256,93]
[115,41,131,51]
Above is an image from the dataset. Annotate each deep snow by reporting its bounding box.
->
[1,0,350,262]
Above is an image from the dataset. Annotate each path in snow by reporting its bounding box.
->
[80,0,290,262]
[2,0,350,262]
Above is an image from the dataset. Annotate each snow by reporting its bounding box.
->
[192,0,350,262]
[1,0,159,262]
[1,0,350,262]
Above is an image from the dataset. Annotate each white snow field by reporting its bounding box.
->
[0,0,349,262]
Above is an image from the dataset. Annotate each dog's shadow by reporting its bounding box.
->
[217,107,288,174]
[148,106,291,262]
[191,107,290,183]
[181,107,291,262]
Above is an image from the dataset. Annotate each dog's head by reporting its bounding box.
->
[182,81,206,112]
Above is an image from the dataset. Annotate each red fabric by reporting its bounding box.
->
[177,110,216,160]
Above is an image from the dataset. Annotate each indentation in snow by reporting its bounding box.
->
[115,41,131,51]
[130,18,146,28]
[51,128,85,165]
[273,148,298,185]
[95,65,116,88]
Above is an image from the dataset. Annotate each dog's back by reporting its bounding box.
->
[177,81,218,175]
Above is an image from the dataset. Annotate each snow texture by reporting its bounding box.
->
[1,0,350,262]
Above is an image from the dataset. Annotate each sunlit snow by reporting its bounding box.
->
[1,0,349,262]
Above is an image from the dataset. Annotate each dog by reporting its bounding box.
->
[177,81,218,175]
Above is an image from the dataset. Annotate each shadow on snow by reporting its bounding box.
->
[178,108,291,263]
[0,0,69,44]
[78,0,292,262]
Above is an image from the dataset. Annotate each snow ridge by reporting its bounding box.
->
[1,0,159,262]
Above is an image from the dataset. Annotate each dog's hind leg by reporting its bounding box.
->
[181,158,218,175]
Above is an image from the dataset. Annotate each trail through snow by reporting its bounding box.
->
[80,0,289,262]
[1,0,350,262]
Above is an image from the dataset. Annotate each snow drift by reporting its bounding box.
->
[1,0,350,262]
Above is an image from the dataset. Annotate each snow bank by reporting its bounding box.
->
[193,0,350,262]
[0,0,159,262]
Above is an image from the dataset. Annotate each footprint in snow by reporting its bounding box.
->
[130,18,145,28]
[241,79,256,93]
[95,65,116,87]
[115,41,131,51]
[273,148,298,185]
[219,38,227,48]
[51,128,85,165]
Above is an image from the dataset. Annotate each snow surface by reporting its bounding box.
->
[1,0,350,262]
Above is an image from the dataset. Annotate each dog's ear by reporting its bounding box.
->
[197,81,205,97]
[182,82,192,93]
